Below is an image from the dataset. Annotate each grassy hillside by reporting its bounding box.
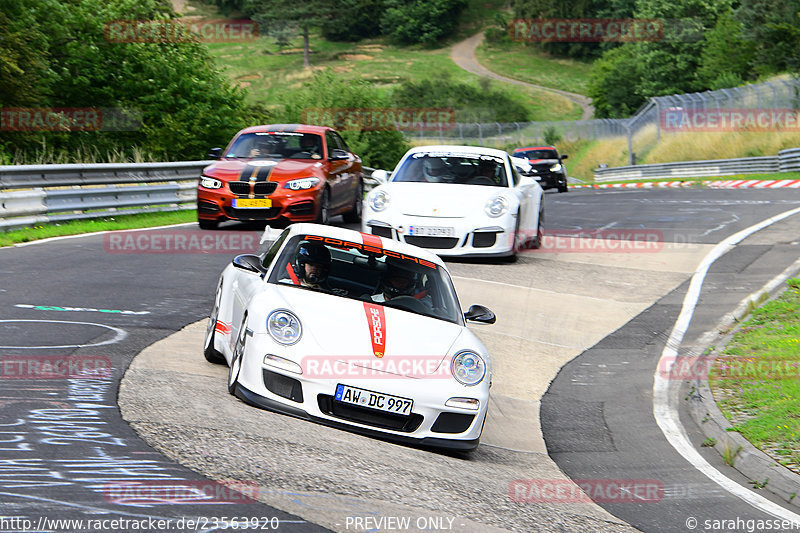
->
[475,41,593,95]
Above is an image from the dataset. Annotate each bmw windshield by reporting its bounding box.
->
[226,132,324,160]
[268,235,463,324]
[391,152,508,187]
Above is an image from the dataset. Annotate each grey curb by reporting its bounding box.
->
[686,269,800,509]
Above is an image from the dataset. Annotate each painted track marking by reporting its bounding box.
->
[653,205,800,521]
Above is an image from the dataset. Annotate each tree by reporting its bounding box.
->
[587,44,644,117]
[322,0,386,41]
[736,0,800,75]
[0,0,249,161]
[696,10,756,89]
[380,0,467,45]
[246,0,336,67]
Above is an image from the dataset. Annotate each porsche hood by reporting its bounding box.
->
[266,285,465,376]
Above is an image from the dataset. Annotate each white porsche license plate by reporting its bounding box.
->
[407,225,455,237]
[335,384,413,416]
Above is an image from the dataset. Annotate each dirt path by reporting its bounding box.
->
[451,32,594,120]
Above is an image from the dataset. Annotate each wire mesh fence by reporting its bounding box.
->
[401,78,800,163]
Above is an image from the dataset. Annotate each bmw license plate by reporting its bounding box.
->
[233,198,272,208]
[335,384,413,416]
[407,225,455,237]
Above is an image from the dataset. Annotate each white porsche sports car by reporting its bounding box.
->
[363,145,544,259]
[204,223,496,450]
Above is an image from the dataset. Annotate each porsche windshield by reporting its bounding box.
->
[226,132,324,160]
[391,153,508,187]
[268,235,462,324]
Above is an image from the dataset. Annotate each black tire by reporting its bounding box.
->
[199,218,219,230]
[315,188,331,225]
[203,283,226,364]
[342,180,363,223]
[504,215,521,263]
[530,208,544,250]
[557,178,569,193]
[227,315,248,395]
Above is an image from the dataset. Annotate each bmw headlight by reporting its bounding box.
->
[369,190,390,211]
[267,310,302,345]
[284,177,320,190]
[200,176,222,189]
[451,351,486,386]
[484,196,508,218]
[550,163,562,172]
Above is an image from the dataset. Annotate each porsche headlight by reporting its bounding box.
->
[550,163,562,172]
[200,176,222,189]
[267,310,302,345]
[285,177,320,190]
[369,190,390,211]
[451,350,486,386]
[484,196,508,218]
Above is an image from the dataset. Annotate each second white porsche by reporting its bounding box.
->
[363,145,544,259]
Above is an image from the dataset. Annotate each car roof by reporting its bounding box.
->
[404,145,510,160]
[514,146,558,152]
[236,124,333,135]
[285,223,447,269]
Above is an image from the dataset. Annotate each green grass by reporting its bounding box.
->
[710,279,800,473]
[0,210,197,247]
[206,33,581,122]
[475,40,593,95]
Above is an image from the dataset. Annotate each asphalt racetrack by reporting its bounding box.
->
[2,187,800,532]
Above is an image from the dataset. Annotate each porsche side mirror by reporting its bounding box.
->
[516,175,536,187]
[207,147,222,159]
[371,169,389,184]
[232,254,264,273]
[464,304,496,324]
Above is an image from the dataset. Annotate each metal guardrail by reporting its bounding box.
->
[0,161,379,231]
[594,149,800,182]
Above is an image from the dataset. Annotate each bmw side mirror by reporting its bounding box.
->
[464,304,496,324]
[560,154,568,160]
[207,147,222,159]
[371,169,389,184]
[329,149,349,161]
[232,254,264,273]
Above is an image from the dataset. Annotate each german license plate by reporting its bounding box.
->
[335,384,413,416]
[233,198,272,208]
[407,225,455,237]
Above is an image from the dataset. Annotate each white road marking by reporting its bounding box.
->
[0,319,127,349]
[653,205,800,521]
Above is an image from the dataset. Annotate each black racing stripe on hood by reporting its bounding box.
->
[238,163,276,182]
